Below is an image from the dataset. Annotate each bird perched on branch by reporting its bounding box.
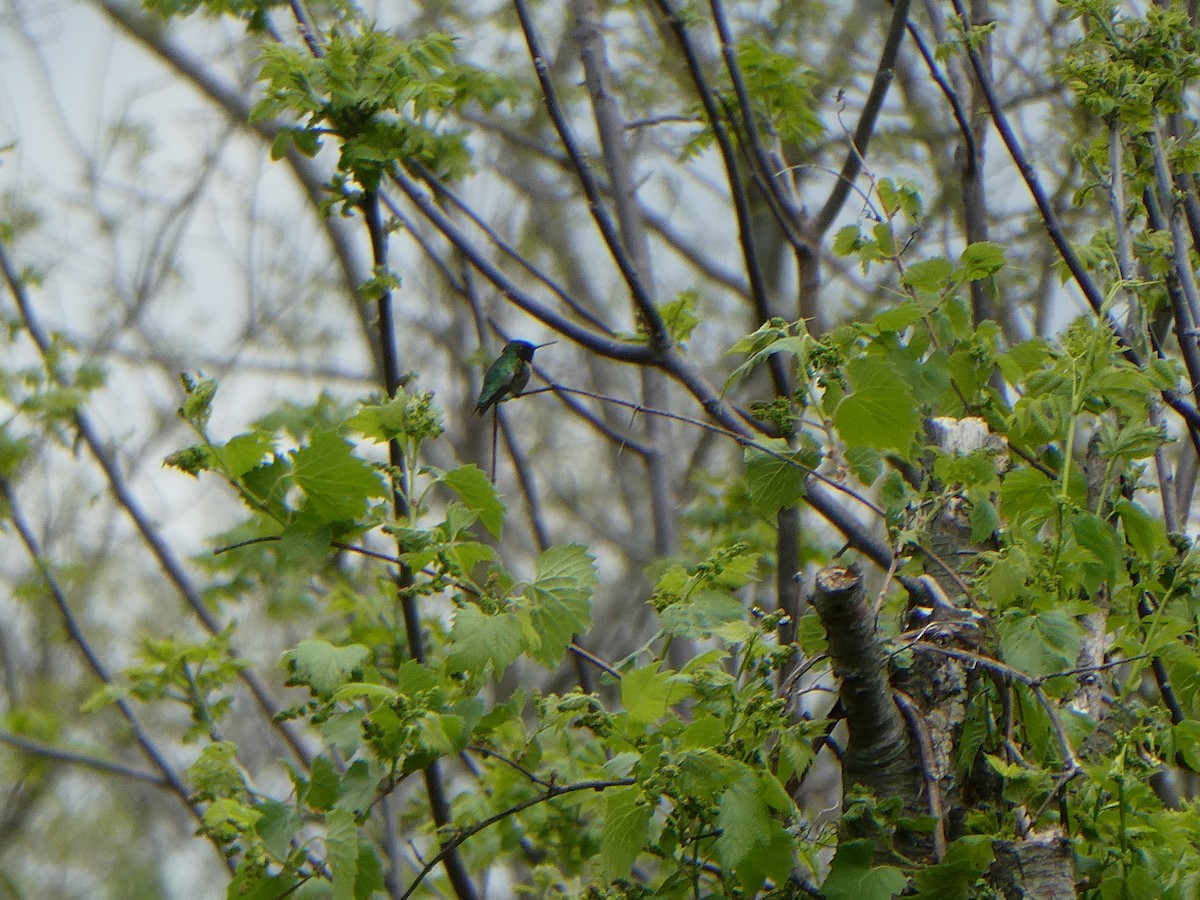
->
[475,340,554,415]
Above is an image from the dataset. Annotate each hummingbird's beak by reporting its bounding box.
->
[533,340,558,349]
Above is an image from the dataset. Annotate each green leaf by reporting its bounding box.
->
[968,496,1000,543]
[744,438,810,515]
[291,431,386,522]
[278,521,332,569]
[305,756,342,811]
[834,355,921,451]
[659,290,701,345]
[677,749,745,801]
[621,663,694,724]
[446,605,524,676]
[254,800,302,861]
[331,682,398,705]
[723,335,811,396]
[179,374,218,425]
[822,839,907,900]
[600,787,651,880]
[833,224,863,257]
[998,609,1083,678]
[353,845,385,900]
[873,301,925,333]
[911,835,994,898]
[982,549,1030,608]
[1116,499,1168,558]
[845,445,882,484]
[999,466,1057,530]
[1173,721,1200,773]
[346,392,445,444]
[219,431,275,477]
[270,129,293,161]
[327,808,359,900]
[226,869,299,899]
[959,241,1006,279]
[1069,512,1124,593]
[282,639,371,695]
[659,590,746,639]
[334,760,376,815]
[521,544,596,667]
[714,774,771,871]
[442,464,505,538]
[735,819,794,893]
[900,258,954,292]
[188,741,244,800]
[0,429,34,480]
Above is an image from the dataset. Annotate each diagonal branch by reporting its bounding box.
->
[0,237,314,770]
[512,0,669,349]
[811,0,913,237]
[399,777,635,900]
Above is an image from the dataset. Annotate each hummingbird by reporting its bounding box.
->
[475,340,555,415]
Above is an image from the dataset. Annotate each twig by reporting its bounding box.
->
[412,162,613,334]
[398,777,636,900]
[512,0,668,348]
[552,385,887,517]
[385,164,655,364]
[0,729,170,788]
[811,0,913,237]
[911,641,1081,774]
[892,689,947,861]
[651,0,786,376]
[0,479,217,859]
[0,236,314,770]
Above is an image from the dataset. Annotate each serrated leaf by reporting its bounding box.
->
[188,741,244,799]
[822,839,907,900]
[714,774,771,871]
[600,787,651,879]
[621,663,694,724]
[446,605,524,676]
[292,431,386,522]
[331,682,399,705]
[1070,512,1124,592]
[254,799,302,860]
[278,521,332,569]
[873,301,925,332]
[833,224,863,256]
[677,749,746,800]
[834,356,921,451]
[1116,499,1168,558]
[282,639,371,695]
[334,760,376,815]
[723,335,811,396]
[659,590,746,639]
[999,466,1057,530]
[845,445,882,484]
[735,819,794,893]
[900,258,954,292]
[520,545,596,667]
[744,438,810,515]
[998,609,1083,678]
[659,290,701,345]
[959,241,1006,279]
[968,496,1000,543]
[911,835,994,898]
[442,464,504,538]
[220,432,275,477]
[327,808,359,900]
